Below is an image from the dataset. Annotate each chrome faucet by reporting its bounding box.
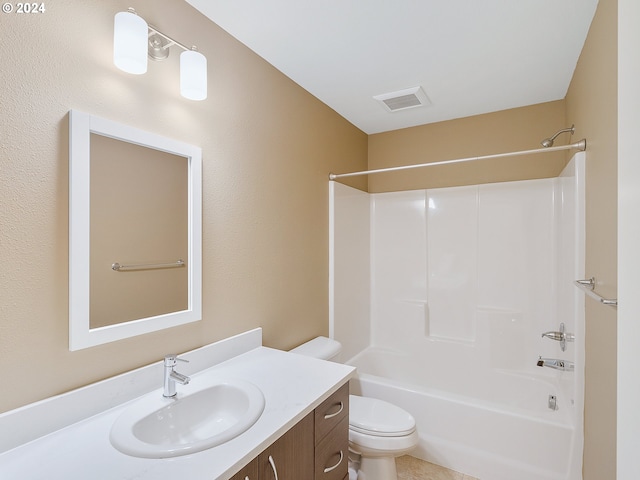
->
[537,356,574,372]
[163,354,190,397]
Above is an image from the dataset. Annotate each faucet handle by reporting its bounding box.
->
[541,331,564,341]
[164,354,189,367]
[541,322,574,352]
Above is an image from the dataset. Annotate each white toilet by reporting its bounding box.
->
[290,337,419,480]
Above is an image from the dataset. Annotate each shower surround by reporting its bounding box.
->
[329,154,585,480]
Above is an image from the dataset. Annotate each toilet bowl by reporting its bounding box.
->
[348,394,419,480]
[290,337,419,480]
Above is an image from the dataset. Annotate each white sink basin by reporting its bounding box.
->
[110,379,265,458]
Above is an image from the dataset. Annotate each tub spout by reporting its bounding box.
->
[537,357,574,371]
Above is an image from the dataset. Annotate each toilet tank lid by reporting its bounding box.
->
[289,336,342,360]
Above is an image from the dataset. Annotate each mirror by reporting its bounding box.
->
[69,110,202,350]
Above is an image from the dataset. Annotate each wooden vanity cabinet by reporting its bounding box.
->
[229,382,349,480]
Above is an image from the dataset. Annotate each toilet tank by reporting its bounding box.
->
[289,336,342,361]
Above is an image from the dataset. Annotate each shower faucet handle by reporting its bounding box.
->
[541,331,565,341]
[541,322,574,352]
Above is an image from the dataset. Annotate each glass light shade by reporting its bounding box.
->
[113,11,148,75]
[180,50,207,101]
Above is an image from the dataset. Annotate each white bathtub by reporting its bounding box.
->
[331,157,586,480]
[346,346,580,480]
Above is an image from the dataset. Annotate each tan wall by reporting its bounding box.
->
[368,100,567,192]
[565,0,618,478]
[0,0,367,413]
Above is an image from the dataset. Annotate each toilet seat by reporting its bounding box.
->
[348,395,416,437]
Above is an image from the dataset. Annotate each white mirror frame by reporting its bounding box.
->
[69,110,202,351]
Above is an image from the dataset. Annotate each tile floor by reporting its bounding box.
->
[396,455,480,480]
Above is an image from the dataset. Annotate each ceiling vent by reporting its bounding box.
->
[373,86,431,113]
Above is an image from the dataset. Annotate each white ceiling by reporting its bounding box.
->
[187,0,599,134]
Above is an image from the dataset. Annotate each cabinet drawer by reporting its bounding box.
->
[315,383,349,442]
[315,416,349,480]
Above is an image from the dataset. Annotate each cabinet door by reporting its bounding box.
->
[259,413,314,480]
[229,458,258,480]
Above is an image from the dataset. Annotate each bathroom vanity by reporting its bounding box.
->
[0,329,355,480]
[230,383,349,480]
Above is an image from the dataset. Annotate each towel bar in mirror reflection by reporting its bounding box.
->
[112,259,185,272]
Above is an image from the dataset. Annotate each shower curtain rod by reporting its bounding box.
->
[328,138,586,180]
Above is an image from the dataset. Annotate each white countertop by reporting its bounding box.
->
[0,344,355,480]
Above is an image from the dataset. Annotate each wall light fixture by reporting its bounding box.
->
[113,8,207,101]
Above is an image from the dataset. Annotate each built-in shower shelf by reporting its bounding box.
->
[574,278,617,308]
